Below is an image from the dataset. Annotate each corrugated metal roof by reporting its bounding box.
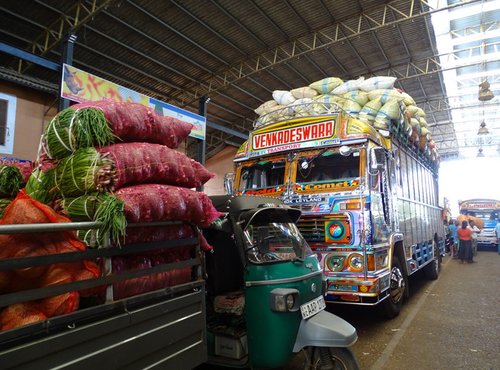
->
[0,0,497,159]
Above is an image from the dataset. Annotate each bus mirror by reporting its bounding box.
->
[339,146,353,156]
[300,159,309,170]
[224,172,235,195]
[370,148,385,171]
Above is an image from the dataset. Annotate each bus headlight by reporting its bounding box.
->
[326,255,345,272]
[269,288,300,312]
[348,253,363,272]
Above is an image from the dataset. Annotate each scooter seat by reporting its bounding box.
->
[214,291,245,316]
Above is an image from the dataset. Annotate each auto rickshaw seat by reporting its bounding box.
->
[203,228,244,296]
[213,290,245,316]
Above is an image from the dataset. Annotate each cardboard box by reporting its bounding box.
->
[214,334,248,359]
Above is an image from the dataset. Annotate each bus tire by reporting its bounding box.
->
[424,258,439,280]
[424,241,441,280]
[379,255,406,319]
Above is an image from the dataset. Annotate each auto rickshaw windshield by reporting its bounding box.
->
[243,219,313,264]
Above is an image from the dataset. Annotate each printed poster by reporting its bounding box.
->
[61,64,206,140]
[149,98,206,140]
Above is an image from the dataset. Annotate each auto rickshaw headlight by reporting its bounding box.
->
[286,295,295,310]
[269,288,300,312]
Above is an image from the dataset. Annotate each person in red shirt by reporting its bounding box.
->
[457,220,473,263]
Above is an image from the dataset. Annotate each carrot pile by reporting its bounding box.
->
[0,191,101,331]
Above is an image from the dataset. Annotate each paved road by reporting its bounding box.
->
[327,250,500,370]
[199,251,500,370]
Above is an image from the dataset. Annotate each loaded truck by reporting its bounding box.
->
[0,197,360,370]
[227,88,445,318]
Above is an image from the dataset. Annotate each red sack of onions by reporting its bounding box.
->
[55,143,214,197]
[97,142,214,190]
[124,223,213,252]
[111,253,192,300]
[75,100,193,149]
[116,184,222,227]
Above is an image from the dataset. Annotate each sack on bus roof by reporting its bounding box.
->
[290,98,314,114]
[314,94,346,109]
[400,91,416,106]
[272,90,296,106]
[406,105,419,117]
[367,89,405,104]
[373,112,390,129]
[254,115,274,128]
[343,90,369,106]
[410,119,421,139]
[419,117,428,128]
[358,98,382,124]
[309,77,344,94]
[290,86,318,99]
[254,100,278,116]
[378,99,401,120]
[416,107,426,118]
[343,100,363,116]
[373,100,401,129]
[358,76,397,92]
[331,77,365,95]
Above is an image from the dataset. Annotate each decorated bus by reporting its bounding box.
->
[459,199,500,249]
[227,80,445,318]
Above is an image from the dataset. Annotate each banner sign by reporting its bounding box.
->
[460,200,500,209]
[61,64,206,140]
[249,119,338,157]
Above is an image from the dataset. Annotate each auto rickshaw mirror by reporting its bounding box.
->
[224,172,235,195]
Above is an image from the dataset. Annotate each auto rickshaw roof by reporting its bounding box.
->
[238,206,302,230]
[210,194,299,220]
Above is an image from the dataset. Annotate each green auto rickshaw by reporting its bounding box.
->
[203,195,359,369]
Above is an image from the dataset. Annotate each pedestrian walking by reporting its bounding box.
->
[468,220,480,257]
[457,220,473,264]
[448,219,459,258]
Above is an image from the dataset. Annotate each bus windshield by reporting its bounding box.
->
[295,151,360,184]
[461,210,499,221]
[238,159,286,193]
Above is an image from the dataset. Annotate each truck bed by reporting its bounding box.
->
[0,221,207,370]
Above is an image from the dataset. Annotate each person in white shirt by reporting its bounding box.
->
[468,220,480,257]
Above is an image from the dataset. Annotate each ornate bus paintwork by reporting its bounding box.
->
[232,108,444,315]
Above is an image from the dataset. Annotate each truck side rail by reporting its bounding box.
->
[0,221,200,308]
[0,221,207,369]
